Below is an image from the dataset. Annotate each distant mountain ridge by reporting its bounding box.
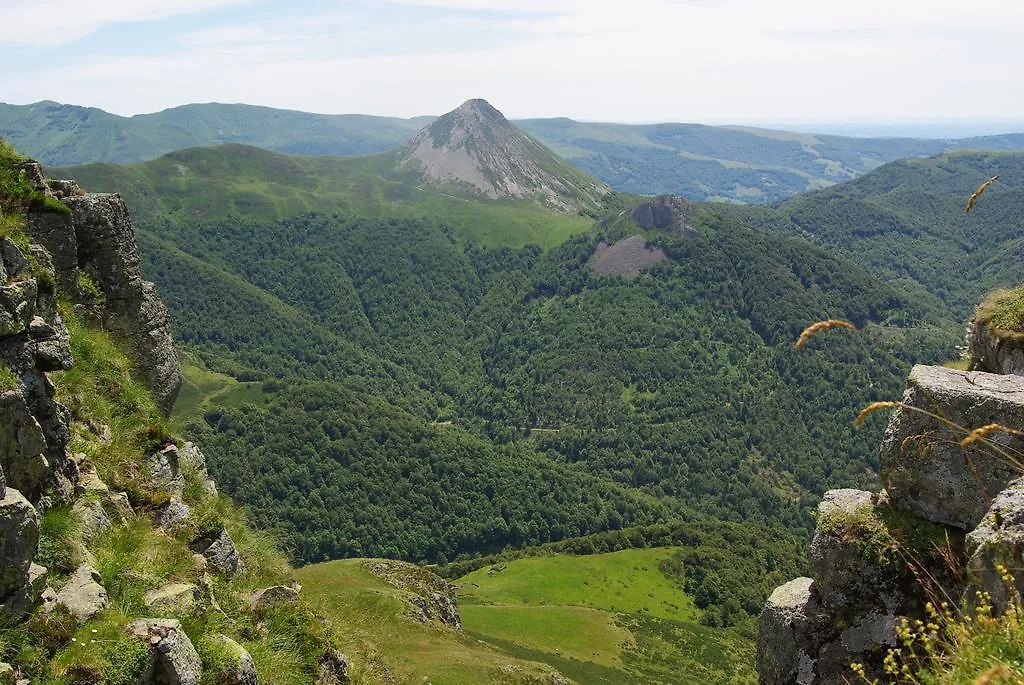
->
[400,99,608,213]
[7,99,1024,204]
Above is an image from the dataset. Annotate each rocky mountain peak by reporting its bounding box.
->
[400,98,607,213]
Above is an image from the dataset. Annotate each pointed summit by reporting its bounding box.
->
[400,99,608,213]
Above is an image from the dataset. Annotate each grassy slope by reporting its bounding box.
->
[54,144,593,248]
[295,559,564,684]
[298,549,756,685]
[459,550,753,684]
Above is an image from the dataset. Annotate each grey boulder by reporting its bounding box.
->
[880,365,1024,530]
[55,563,108,623]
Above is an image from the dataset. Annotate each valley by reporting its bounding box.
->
[4,94,1024,683]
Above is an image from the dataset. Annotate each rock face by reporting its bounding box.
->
[64,193,181,415]
[967,319,1024,376]
[0,232,75,504]
[880,365,1024,530]
[629,195,697,236]
[589,235,668,277]
[759,363,1024,683]
[127,618,202,685]
[966,478,1024,613]
[400,99,607,213]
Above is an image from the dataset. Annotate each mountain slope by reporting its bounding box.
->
[517,118,1024,203]
[10,99,1024,204]
[54,143,595,248]
[0,100,428,165]
[400,99,608,212]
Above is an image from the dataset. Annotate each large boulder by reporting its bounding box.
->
[880,365,1024,530]
[55,563,108,623]
[0,487,40,624]
[127,618,202,685]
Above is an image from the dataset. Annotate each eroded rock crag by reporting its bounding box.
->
[759,349,1024,683]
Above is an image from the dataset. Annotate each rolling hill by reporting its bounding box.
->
[10,99,1024,203]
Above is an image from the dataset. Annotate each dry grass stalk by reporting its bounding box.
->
[960,423,1024,448]
[794,319,856,349]
[854,401,903,427]
[973,664,1013,684]
[966,175,1000,214]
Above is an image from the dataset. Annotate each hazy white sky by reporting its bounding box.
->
[4,0,1023,124]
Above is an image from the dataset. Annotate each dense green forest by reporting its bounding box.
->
[136,206,953,564]
[56,145,1024,582]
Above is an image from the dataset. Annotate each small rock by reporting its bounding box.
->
[72,498,111,543]
[55,563,108,623]
[159,499,191,529]
[144,583,201,614]
[27,563,47,600]
[250,586,299,609]
[0,662,13,685]
[316,648,351,685]
[127,618,202,685]
[188,529,242,576]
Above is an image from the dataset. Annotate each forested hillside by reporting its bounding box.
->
[51,137,970,569]
[710,151,1024,317]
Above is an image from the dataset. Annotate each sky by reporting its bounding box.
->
[4,0,1024,129]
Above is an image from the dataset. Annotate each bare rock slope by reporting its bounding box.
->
[400,99,608,213]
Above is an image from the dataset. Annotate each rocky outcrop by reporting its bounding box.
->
[127,618,203,685]
[629,195,697,236]
[147,442,217,500]
[0,486,40,624]
[967,318,1024,376]
[0,233,75,504]
[759,363,1024,683]
[363,559,461,629]
[64,193,181,414]
[13,162,181,416]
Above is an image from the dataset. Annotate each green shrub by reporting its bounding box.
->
[77,271,104,301]
[100,636,150,685]
[0,363,19,392]
[36,507,79,576]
